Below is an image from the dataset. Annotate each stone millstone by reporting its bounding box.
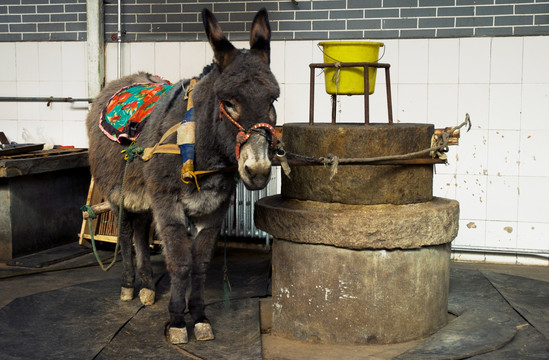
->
[254,195,459,250]
[255,195,459,345]
[281,123,434,205]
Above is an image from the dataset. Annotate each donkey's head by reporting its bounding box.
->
[203,9,279,190]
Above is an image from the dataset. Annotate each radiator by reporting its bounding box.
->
[221,170,278,243]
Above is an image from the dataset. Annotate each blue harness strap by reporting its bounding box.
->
[177,79,198,185]
[132,78,224,191]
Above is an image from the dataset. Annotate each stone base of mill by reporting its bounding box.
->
[255,195,459,345]
[271,239,450,345]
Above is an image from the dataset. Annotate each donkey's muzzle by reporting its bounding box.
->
[235,122,277,161]
[238,130,273,190]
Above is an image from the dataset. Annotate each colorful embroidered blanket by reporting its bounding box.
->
[100,82,174,143]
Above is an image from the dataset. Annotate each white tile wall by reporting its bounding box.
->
[523,37,549,84]
[458,84,489,129]
[15,42,39,82]
[489,84,522,130]
[2,36,548,265]
[38,43,62,82]
[427,84,459,127]
[398,39,429,84]
[428,39,459,85]
[432,173,456,200]
[455,129,488,176]
[490,37,523,84]
[155,42,180,81]
[518,176,549,224]
[285,41,313,85]
[397,84,428,123]
[485,220,518,252]
[454,219,486,248]
[487,130,520,176]
[456,174,487,220]
[129,42,155,75]
[376,39,399,84]
[521,84,549,131]
[459,37,491,84]
[0,43,17,82]
[0,41,90,147]
[180,42,208,79]
[486,175,519,221]
[519,130,549,177]
[61,42,88,82]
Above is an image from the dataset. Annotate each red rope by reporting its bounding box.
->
[219,101,277,160]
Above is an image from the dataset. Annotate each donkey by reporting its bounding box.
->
[86,9,279,344]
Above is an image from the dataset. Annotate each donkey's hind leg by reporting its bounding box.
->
[112,204,135,302]
[132,213,155,306]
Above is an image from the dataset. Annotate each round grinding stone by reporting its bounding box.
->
[281,123,434,205]
[255,196,459,345]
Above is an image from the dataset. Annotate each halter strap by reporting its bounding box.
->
[219,101,277,160]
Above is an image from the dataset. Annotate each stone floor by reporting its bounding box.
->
[0,242,548,359]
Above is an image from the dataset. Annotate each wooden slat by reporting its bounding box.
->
[79,177,159,247]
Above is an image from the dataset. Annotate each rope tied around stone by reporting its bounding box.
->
[278,114,472,180]
[319,154,340,180]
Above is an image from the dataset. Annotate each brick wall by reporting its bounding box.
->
[0,0,86,41]
[1,0,549,42]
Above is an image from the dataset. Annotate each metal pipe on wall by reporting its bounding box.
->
[452,246,549,259]
[117,0,122,79]
[87,0,105,98]
[0,97,92,104]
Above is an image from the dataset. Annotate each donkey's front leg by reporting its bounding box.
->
[158,216,193,344]
[188,222,221,341]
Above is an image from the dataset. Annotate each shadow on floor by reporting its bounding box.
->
[0,243,548,359]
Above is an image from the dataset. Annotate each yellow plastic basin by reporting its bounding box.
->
[319,41,384,95]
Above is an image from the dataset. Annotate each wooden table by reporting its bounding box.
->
[0,149,90,260]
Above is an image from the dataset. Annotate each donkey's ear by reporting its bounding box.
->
[202,9,236,71]
[250,9,271,65]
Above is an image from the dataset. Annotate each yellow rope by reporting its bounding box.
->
[180,168,237,192]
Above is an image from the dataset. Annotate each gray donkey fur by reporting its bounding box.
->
[86,9,279,344]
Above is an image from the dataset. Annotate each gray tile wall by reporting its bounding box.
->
[1,0,548,42]
[1,0,86,41]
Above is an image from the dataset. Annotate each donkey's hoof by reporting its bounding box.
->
[194,322,214,341]
[169,326,188,344]
[138,288,155,306]
[120,287,134,302]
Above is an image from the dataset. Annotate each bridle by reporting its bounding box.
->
[219,101,277,161]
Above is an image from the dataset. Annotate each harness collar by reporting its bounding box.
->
[218,100,277,160]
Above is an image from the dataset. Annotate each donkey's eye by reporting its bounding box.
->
[222,100,240,120]
[222,100,235,110]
